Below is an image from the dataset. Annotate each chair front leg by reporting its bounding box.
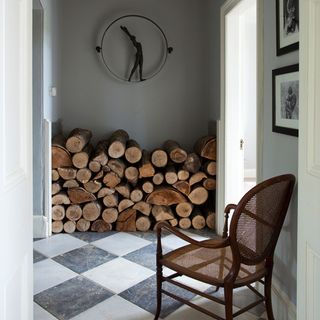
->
[264,272,275,320]
[154,261,163,320]
[224,285,233,320]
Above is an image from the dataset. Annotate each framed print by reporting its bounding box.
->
[272,64,299,137]
[276,0,299,56]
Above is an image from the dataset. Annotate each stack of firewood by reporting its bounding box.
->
[51,128,216,233]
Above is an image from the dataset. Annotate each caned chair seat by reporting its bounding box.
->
[161,240,266,287]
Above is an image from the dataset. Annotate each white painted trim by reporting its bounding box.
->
[244,169,256,179]
[33,215,49,238]
[217,0,264,236]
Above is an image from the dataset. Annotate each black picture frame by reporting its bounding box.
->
[272,64,299,137]
[276,0,299,56]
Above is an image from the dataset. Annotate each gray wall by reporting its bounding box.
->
[58,0,221,150]
[263,0,298,304]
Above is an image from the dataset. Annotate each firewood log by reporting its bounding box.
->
[203,178,216,190]
[179,217,192,229]
[152,205,174,221]
[103,193,119,208]
[108,159,126,178]
[139,150,155,178]
[76,218,91,232]
[52,205,65,221]
[115,183,131,198]
[88,160,101,173]
[203,207,215,229]
[83,201,101,221]
[76,168,92,184]
[91,219,112,232]
[194,136,216,160]
[72,144,93,169]
[52,220,64,233]
[118,199,134,212]
[173,181,191,196]
[93,170,104,180]
[203,161,217,176]
[103,172,121,188]
[190,208,206,230]
[165,166,178,185]
[97,187,115,198]
[142,181,154,194]
[183,153,201,173]
[91,140,109,166]
[66,204,82,221]
[102,208,119,224]
[169,218,178,227]
[177,169,190,181]
[102,165,111,173]
[52,169,60,181]
[136,215,151,232]
[84,180,102,194]
[133,201,152,216]
[63,180,79,189]
[163,140,187,163]
[64,221,76,233]
[52,192,71,205]
[66,128,92,153]
[116,208,137,231]
[151,149,168,168]
[188,185,209,205]
[68,187,96,204]
[125,139,142,164]
[52,134,72,168]
[125,166,139,185]
[130,188,144,203]
[152,173,164,185]
[52,183,62,195]
[146,187,187,206]
[189,172,207,186]
[108,129,129,158]
[58,167,77,180]
[176,202,193,218]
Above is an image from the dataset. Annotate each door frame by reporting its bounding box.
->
[216,0,264,236]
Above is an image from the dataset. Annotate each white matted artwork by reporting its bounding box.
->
[272,64,299,137]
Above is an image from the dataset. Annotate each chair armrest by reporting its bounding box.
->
[156,222,230,249]
[223,204,237,238]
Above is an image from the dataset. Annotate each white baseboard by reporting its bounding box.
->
[33,215,49,238]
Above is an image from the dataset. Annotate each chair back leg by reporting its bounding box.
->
[264,273,275,320]
[154,263,163,319]
[224,285,233,320]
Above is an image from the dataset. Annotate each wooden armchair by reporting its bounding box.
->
[154,174,295,320]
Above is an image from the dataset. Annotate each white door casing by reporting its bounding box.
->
[0,0,33,319]
[297,0,320,319]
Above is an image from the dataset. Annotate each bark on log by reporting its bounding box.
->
[194,136,216,160]
[125,139,142,164]
[58,167,77,180]
[83,201,101,221]
[52,205,65,221]
[116,208,137,232]
[91,219,112,232]
[183,153,201,173]
[93,170,104,180]
[130,188,144,203]
[125,166,139,185]
[165,166,178,185]
[68,187,96,204]
[103,193,119,208]
[179,217,192,229]
[63,180,79,189]
[203,178,216,191]
[64,221,76,233]
[146,187,187,206]
[102,208,119,224]
[139,150,155,178]
[175,202,193,218]
[52,134,72,169]
[142,181,154,194]
[66,204,82,221]
[136,215,151,232]
[76,218,91,232]
[108,129,129,158]
[52,220,64,233]
[52,169,60,182]
[151,149,168,168]
[152,173,164,185]
[118,199,134,212]
[76,168,92,184]
[52,192,71,205]
[163,140,187,163]
[92,140,109,166]
[133,201,152,216]
[188,186,209,205]
[52,183,62,195]
[177,170,190,181]
[191,208,206,230]
[203,161,217,176]
[173,181,191,196]
[66,128,92,153]
[115,183,131,199]
[152,205,174,221]
[84,180,102,194]
[189,172,207,186]
[108,159,126,178]
[103,172,121,188]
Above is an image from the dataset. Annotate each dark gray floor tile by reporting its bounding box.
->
[70,231,117,243]
[52,244,117,273]
[34,276,113,320]
[33,250,48,263]
[120,274,195,318]
[130,231,159,242]
[124,243,170,271]
[187,227,217,238]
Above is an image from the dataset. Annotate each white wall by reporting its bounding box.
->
[263,0,299,305]
[57,0,221,150]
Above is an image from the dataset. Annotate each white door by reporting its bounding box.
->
[0,0,33,319]
[297,0,320,319]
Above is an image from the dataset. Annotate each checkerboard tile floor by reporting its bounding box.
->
[33,230,267,320]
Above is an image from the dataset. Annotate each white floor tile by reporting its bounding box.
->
[82,257,154,294]
[91,232,151,256]
[70,295,155,320]
[34,259,77,295]
[34,303,58,320]
[161,231,208,250]
[33,234,87,258]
